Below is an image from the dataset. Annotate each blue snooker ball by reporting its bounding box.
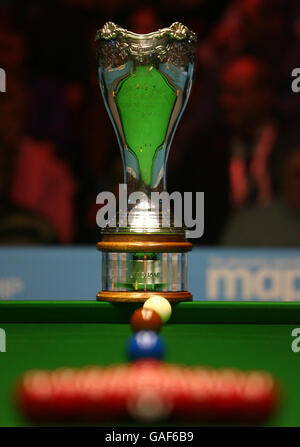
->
[127,331,165,361]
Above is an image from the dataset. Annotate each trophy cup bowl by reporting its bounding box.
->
[95,21,197,302]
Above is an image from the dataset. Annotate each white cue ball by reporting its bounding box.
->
[143,295,172,323]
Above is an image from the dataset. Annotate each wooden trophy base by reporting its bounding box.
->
[97,290,193,303]
[97,233,193,303]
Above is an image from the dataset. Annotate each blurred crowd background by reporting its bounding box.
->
[0,0,299,246]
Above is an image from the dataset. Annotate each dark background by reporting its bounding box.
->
[0,0,299,246]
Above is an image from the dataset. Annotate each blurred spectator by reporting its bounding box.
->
[221,139,300,246]
[11,138,76,243]
[168,56,278,244]
[220,56,276,209]
[0,21,76,243]
[0,24,59,244]
[176,0,292,157]
[0,142,57,244]
[199,0,288,67]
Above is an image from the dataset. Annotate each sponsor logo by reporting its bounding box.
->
[206,257,300,300]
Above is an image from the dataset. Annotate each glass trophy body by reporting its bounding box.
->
[95,22,196,302]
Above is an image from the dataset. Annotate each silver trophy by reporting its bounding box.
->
[95,22,197,302]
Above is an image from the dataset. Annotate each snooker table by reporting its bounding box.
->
[1,300,300,427]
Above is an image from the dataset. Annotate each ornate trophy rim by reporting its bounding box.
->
[95,21,197,43]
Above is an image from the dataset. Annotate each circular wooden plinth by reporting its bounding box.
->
[97,234,192,253]
[97,290,193,302]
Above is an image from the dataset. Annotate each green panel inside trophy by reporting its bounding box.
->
[115,252,166,291]
[114,65,177,185]
[102,251,187,293]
